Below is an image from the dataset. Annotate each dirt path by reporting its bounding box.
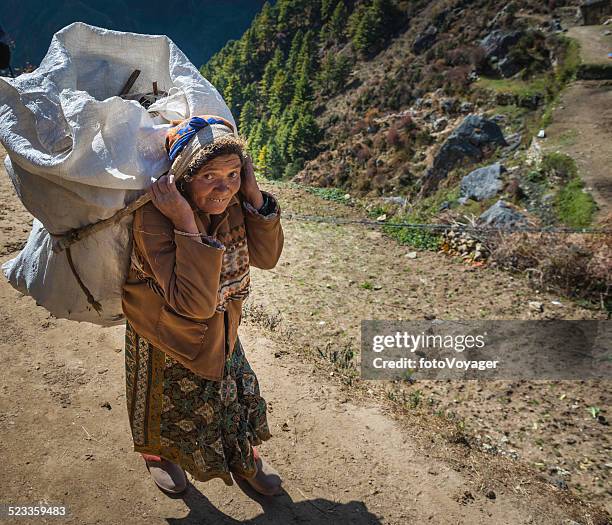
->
[0,290,566,525]
[545,26,612,222]
[567,25,612,65]
[0,147,609,524]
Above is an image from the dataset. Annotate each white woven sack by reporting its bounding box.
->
[0,22,237,326]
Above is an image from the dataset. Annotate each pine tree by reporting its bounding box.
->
[322,1,348,45]
[321,0,335,20]
[258,48,284,104]
[253,1,276,55]
[264,137,285,179]
[268,69,291,118]
[288,104,321,160]
[239,100,257,137]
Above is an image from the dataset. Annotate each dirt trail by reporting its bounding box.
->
[0,146,609,524]
[568,25,612,65]
[545,25,612,221]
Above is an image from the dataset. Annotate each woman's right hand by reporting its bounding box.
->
[148,173,198,233]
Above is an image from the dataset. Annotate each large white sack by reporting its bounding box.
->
[0,21,237,326]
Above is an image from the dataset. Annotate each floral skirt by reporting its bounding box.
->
[124,318,272,485]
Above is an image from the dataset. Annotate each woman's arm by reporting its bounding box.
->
[242,191,284,270]
[239,156,284,270]
[132,175,224,319]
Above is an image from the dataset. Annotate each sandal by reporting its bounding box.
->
[234,448,283,496]
[142,453,188,495]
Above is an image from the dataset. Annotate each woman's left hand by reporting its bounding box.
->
[240,154,264,209]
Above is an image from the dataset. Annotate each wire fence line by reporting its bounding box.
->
[282,213,612,235]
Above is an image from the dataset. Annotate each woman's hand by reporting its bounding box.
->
[239,154,264,210]
[148,173,199,233]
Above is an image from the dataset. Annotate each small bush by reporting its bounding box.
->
[541,152,577,181]
[490,227,611,305]
[554,177,597,228]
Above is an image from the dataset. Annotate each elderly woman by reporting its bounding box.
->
[121,115,284,496]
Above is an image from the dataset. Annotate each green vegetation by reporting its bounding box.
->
[201,0,404,180]
[475,76,548,98]
[538,153,596,228]
[377,185,461,250]
[305,186,349,202]
[554,177,597,228]
[541,152,578,180]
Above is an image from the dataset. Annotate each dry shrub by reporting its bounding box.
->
[490,222,611,304]
[445,65,472,91]
[350,119,367,134]
[398,115,414,129]
[386,125,401,147]
[355,143,371,163]
[364,108,380,126]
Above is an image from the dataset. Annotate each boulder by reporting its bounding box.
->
[478,199,527,228]
[420,114,507,196]
[433,117,448,132]
[480,30,523,61]
[459,162,505,202]
[480,30,524,78]
[497,56,522,77]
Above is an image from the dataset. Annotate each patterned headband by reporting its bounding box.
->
[165,115,236,161]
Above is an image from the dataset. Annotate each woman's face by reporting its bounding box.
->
[185,153,242,214]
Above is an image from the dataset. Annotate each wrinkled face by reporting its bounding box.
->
[185,154,242,214]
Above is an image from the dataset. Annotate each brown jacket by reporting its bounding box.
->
[121,190,283,380]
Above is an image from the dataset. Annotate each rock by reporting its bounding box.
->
[529,301,544,313]
[406,251,418,259]
[480,30,524,78]
[459,101,475,113]
[537,129,546,139]
[503,133,522,153]
[343,193,351,200]
[441,98,457,114]
[413,25,438,54]
[551,478,568,490]
[376,214,387,222]
[550,19,563,32]
[478,199,528,228]
[485,489,496,500]
[481,30,523,61]
[498,56,522,77]
[414,97,433,109]
[433,117,448,132]
[460,162,505,201]
[420,115,507,196]
[382,196,407,206]
[526,138,543,168]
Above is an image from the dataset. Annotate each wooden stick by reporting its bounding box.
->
[119,69,140,96]
[152,81,158,96]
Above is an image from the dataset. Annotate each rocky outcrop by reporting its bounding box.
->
[480,29,524,78]
[478,199,527,228]
[419,115,507,196]
[459,162,505,203]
